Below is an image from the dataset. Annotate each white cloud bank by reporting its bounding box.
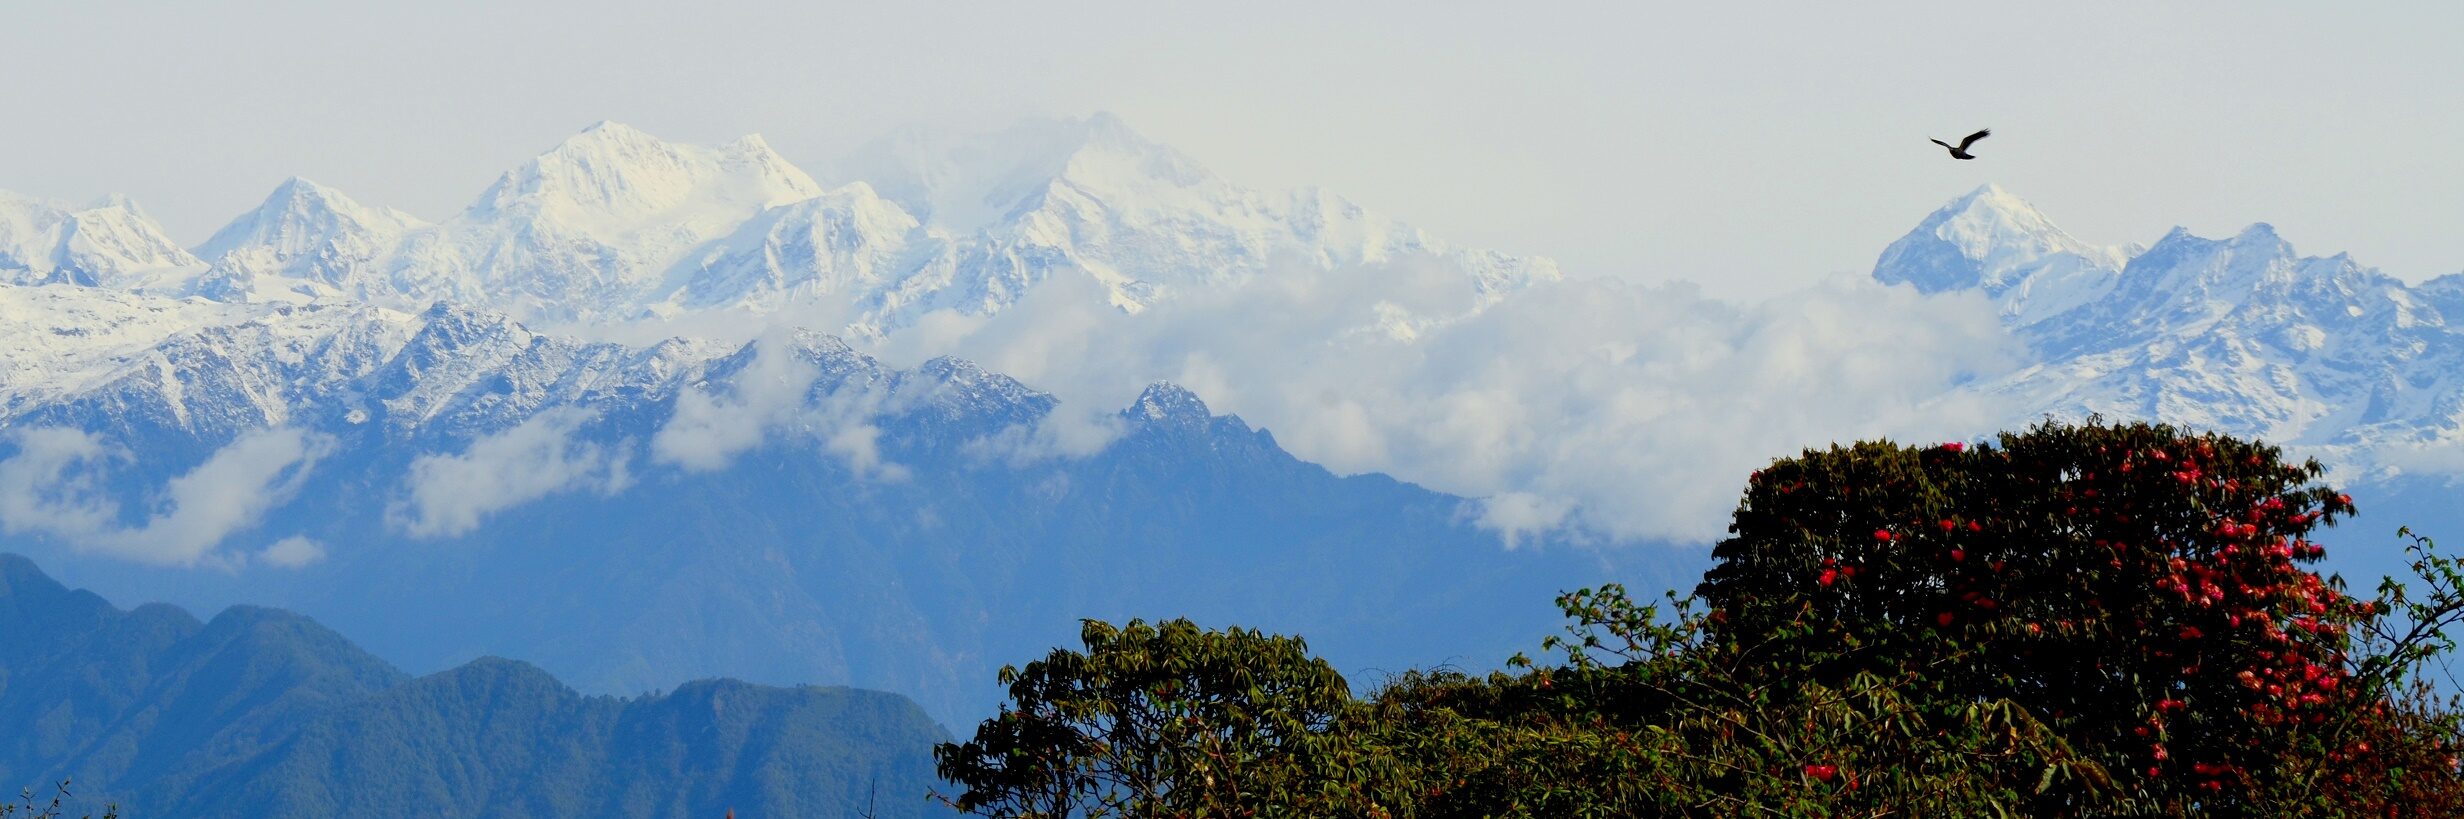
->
[651,333,909,480]
[395,407,634,537]
[0,427,332,567]
[864,257,2021,543]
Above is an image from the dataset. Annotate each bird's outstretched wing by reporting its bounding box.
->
[1930,138,1953,149]
[1956,129,1991,150]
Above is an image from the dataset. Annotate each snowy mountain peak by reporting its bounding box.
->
[358,123,840,321]
[725,132,778,155]
[269,175,334,202]
[0,189,200,287]
[84,192,151,215]
[197,176,426,263]
[1129,382,1212,425]
[467,122,821,227]
[1053,112,1206,175]
[1944,181,2019,210]
[1873,185,2133,326]
[184,177,428,302]
[831,113,1199,234]
[1878,185,2104,290]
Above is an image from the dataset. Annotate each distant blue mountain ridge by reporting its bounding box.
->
[0,553,948,818]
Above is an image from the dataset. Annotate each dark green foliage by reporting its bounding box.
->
[0,555,949,818]
[943,420,2464,817]
[1355,587,2107,817]
[935,619,1395,817]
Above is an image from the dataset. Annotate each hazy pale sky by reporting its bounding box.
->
[3,1,2456,298]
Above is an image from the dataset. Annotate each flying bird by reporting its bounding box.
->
[1930,129,1991,160]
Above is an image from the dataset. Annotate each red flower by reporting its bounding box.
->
[1803,763,1838,781]
[1818,569,1839,587]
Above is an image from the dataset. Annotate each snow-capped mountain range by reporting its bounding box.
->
[25,115,1557,341]
[1888,183,2464,468]
[5,119,2461,535]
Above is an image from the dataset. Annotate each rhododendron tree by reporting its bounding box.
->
[1697,419,2460,812]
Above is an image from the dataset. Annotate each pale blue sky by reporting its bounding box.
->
[3,1,2456,297]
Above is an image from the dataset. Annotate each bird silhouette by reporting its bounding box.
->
[1930,129,1991,160]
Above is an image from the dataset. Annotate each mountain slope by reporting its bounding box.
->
[0,554,949,819]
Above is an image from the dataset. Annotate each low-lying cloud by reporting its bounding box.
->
[0,427,332,566]
[652,333,909,480]
[396,407,634,537]
[865,256,2020,543]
